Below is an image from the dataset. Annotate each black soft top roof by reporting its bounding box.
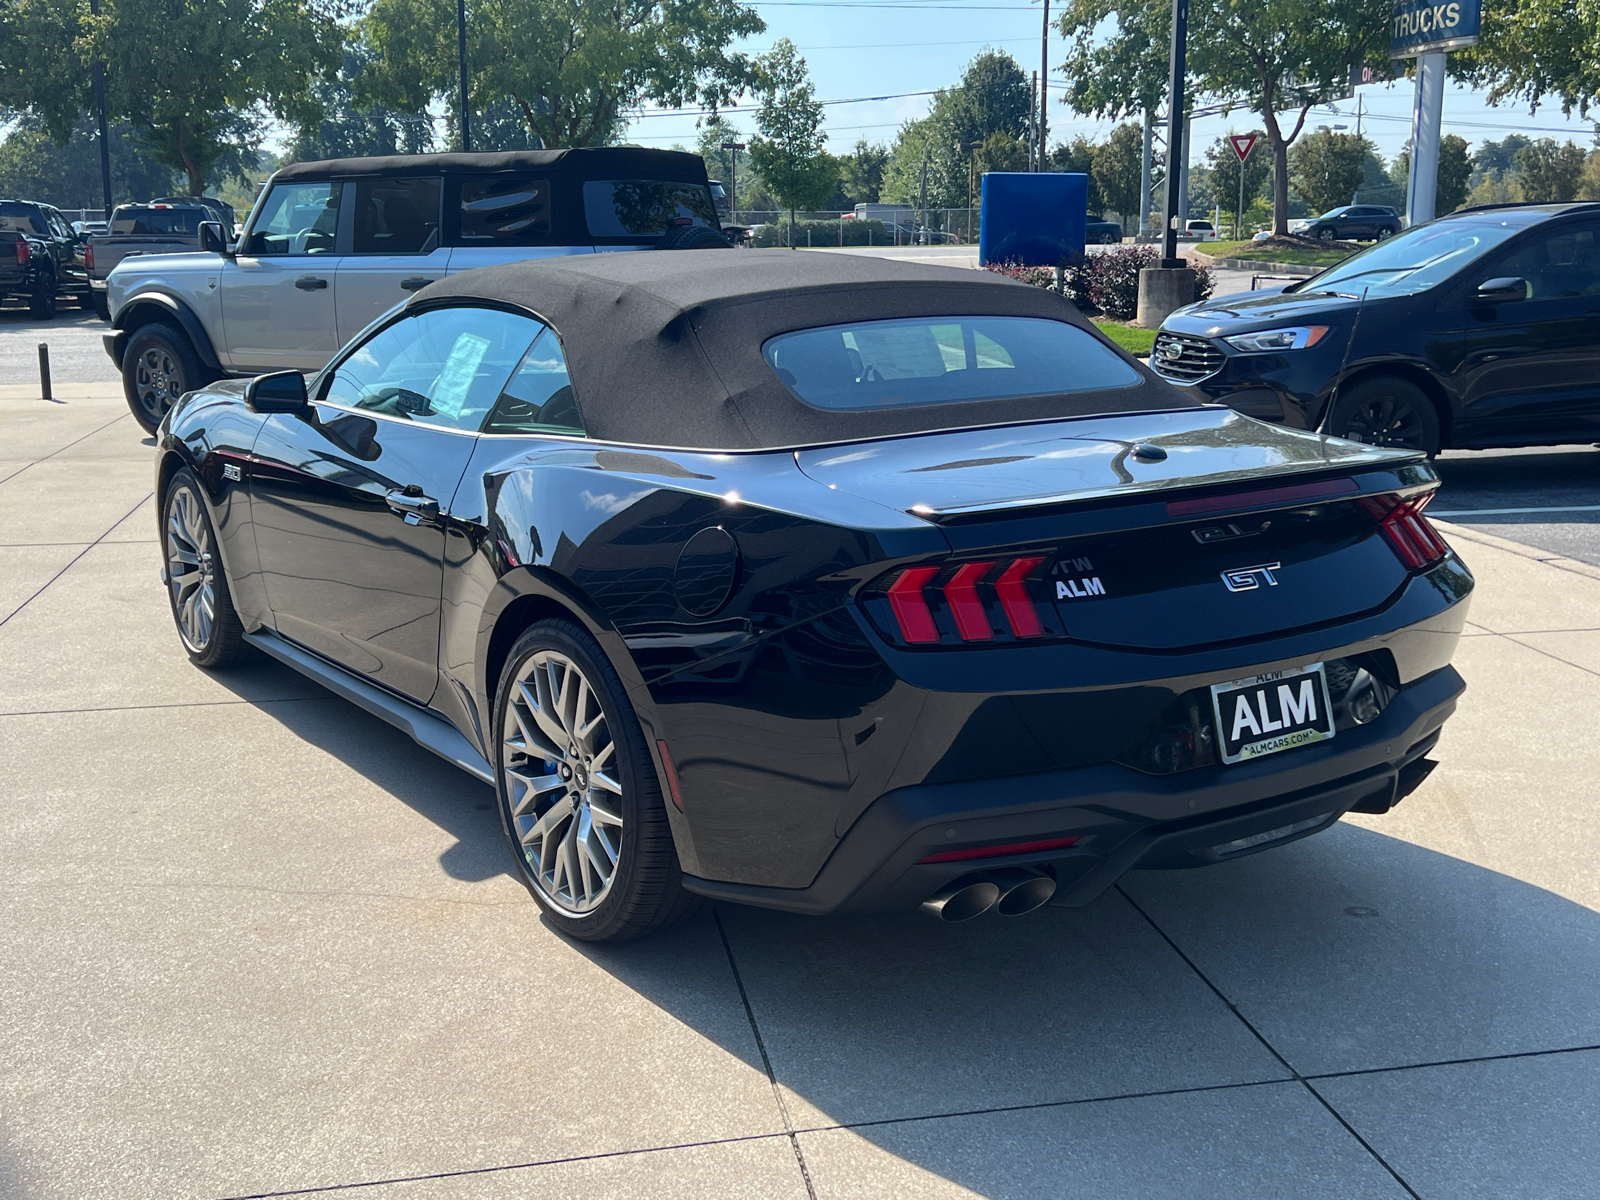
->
[274,146,707,181]
[416,249,1197,451]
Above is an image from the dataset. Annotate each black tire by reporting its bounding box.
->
[123,322,209,435]
[91,289,111,321]
[29,274,56,319]
[1328,375,1441,456]
[493,619,701,942]
[1317,227,1336,242]
[161,468,248,669]
[654,224,734,250]
[1377,226,1394,240]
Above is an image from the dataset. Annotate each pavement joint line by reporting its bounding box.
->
[1301,1042,1600,1083]
[0,694,337,719]
[714,905,820,1200]
[1501,632,1600,680]
[0,408,133,487]
[1432,504,1600,516]
[1113,883,1424,1200]
[5,878,527,907]
[0,490,153,633]
[0,538,157,547]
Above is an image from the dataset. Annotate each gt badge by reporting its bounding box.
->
[1222,562,1281,592]
[223,463,243,482]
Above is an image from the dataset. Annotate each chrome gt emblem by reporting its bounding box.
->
[1221,562,1281,592]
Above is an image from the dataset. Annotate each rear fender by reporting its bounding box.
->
[114,293,223,371]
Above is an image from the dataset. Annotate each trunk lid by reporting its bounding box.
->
[811,410,1436,653]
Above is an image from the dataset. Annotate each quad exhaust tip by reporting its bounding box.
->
[921,868,1057,921]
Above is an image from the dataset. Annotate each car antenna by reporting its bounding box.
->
[1319,285,1369,438]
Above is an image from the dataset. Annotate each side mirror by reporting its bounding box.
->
[1474,276,1528,305]
[198,221,232,256]
[245,370,308,413]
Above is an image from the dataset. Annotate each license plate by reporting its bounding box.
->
[1210,664,1336,764]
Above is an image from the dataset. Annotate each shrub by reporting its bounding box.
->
[987,250,1214,317]
[749,218,889,247]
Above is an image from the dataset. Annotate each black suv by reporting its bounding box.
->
[1152,202,1600,454]
[1303,205,1402,242]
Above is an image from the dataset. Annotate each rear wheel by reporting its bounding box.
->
[1317,227,1336,242]
[162,468,247,668]
[1328,375,1441,456]
[123,322,208,434]
[1377,226,1395,240]
[494,619,700,942]
[29,273,56,318]
[654,224,733,250]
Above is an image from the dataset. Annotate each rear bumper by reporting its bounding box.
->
[682,664,1463,915]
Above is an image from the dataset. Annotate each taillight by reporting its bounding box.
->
[84,243,94,272]
[880,556,1052,645]
[14,239,29,266]
[1360,492,1449,569]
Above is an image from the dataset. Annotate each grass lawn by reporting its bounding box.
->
[1093,320,1156,357]
[1205,239,1354,267]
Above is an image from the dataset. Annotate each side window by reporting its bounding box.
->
[242,182,342,256]
[351,177,441,254]
[582,180,717,238]
[456,175,552,245]
[322,307,541,433]
[1494,225,1600,300]
[481,329,583,435]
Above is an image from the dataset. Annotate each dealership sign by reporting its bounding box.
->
[1390,0,1481,57]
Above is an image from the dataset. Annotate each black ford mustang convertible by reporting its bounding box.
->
[155,250,1471,941]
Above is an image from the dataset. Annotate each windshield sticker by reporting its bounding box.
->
[429,333,491,419]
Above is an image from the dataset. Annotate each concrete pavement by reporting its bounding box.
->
[3,386,1598,1199]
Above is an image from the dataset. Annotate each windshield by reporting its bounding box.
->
[764,316,1141,411]
[1304,217,1531,298]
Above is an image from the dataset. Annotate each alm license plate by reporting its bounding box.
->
[1210,664,1336,765]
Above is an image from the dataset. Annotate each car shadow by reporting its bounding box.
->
[211,669,1600,1193]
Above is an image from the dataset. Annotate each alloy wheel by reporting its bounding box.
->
[166,485,216,652]
[502,650,625,914]
[135,346,183,420]
[1339,393,1428,450]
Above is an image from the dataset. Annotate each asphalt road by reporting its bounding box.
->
[0,303,114,385]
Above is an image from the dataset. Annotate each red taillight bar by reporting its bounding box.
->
[919,835,1082,864]
[944,561,995,641]
[14,239,29,266]
[84,243,94,272]
[1167,477,1359,518]
[995,556,1046,637]
[1360,492,1449,569]
[887,565,941,643]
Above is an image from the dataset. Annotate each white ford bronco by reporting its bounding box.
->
[104,147,728,432]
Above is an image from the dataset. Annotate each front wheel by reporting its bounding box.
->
[123,322,209,434]
[1328,375,1441,456]
[162,468,247,668]
[494,619,700,942]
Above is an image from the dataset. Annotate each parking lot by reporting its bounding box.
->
[3,349,1599,1197]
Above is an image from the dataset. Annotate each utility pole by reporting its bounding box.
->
[721,141,745,226]
[917,146,931,245]
[1038,0,1050,169]
[1139,113,1154,238]
[965,141,982,242]
[457,0,471,151]
[1028,72,1038,170]
[1177,109,1191,228]
[1160,0,1188,265]
[87,0,113,218]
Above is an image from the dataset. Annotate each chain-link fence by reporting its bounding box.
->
[732,209,984,247]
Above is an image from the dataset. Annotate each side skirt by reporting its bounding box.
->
[244,630,494,785]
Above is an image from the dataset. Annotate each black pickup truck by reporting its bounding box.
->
[0,200,90,318]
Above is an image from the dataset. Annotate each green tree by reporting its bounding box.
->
[1455,0,1600,118]
[1056,0,1168,121]
[1581,152,1600,201]
[1473,134,1533,179]
[1291,131,1369,214]
[838,139,889,205]
[0,117,177,206]
[1515,138,1589,202]
[0,0,92,142]
[359,0,764,149]
[84,0,341,194]
[1394,134,1471,213]
[1205,131,1270,236]
[288,46,434,163]
[946,50,1032,149]
[1091,122,1145,220]
[748,39,836,245]
[1049,134,1109,215]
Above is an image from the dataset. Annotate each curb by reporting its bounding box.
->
[1187,250,1323,278]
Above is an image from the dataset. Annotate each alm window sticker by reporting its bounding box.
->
[429,332,492,420]
[1053,554,1107,600]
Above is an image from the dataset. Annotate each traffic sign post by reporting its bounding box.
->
[1391,0,1481,227]
[1229,134,1257,241]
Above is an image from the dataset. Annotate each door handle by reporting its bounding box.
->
[400,277,435,291]
[386,488,440,525]
[295,276,328,290]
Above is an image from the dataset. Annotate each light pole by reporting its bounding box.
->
[721,140,745,226]
[87,0,112,217]
[964,140,981,242]
[457,0,471,151]
[1160,0,1188,266]
[1037,0,1050,170]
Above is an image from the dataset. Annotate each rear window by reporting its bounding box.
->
[110,207,206,236]
[582,180,716,238]
[763,317,1141,411]
[0,205,44,235]
[457,175,552,244]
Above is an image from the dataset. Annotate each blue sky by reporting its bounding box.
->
[619,0,1600,170]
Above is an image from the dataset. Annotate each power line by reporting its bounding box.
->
[628,89,937,120]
